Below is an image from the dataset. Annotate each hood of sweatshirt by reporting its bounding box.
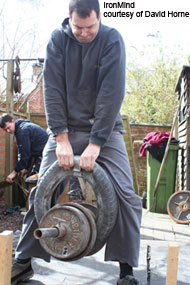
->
[15,119,30,134]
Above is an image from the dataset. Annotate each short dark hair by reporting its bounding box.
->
[0,114,13,128]
[69,0,100,18]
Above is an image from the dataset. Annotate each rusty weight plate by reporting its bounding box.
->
[79,202,98,221]
[77,202,107,257]
[62,202,97,261]
[167,190,190,224]
[38,204,91,260]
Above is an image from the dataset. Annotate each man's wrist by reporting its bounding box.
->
[89,142,101,149]
[12,170,17,175]
[56,132,69,143]
[53,128,68,137]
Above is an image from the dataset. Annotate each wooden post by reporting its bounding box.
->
[0,231,13,285]
[166,242,179,285]
[5,60,14,207]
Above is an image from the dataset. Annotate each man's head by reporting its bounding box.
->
[0,114,15,134]
[69,0,101,43]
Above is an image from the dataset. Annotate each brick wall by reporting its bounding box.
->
[27,63,45,114]
[27,80,45,113]
[130,124,171,142]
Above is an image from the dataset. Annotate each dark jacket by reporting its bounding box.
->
[43,18,126,147]
[14,119,48,172]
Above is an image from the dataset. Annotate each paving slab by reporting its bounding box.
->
[17,242,190,285]
[16,209,190,285]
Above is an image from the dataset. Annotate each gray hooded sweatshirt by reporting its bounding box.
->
[43,17,126,147]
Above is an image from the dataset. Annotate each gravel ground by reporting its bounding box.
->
[0,195,24,233]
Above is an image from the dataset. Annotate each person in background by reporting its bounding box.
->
[10,1,142,284]
[0,113,48,182]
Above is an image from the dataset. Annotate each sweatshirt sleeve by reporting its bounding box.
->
[43,29,68,136]
[90,29,126,146]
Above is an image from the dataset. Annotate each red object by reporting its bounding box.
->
[139,132,173,157]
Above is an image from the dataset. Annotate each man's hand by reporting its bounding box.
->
[20,169,28,177]
[80,143,101,172]
[56,133,74,170]
[6,170,17,183]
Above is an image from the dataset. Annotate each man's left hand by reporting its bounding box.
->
[20,169,28,177]
[80,143,101,172]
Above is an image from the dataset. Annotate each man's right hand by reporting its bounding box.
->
[56,133,74,170]
[6,170,17,183]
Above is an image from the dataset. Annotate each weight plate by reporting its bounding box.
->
[87,241,105,256]
[79,202,98,221]
[76,202,105,256]
[167,190,190,224]
[13,78,21,93]
[38,204,91,260]
[62,202,97,261]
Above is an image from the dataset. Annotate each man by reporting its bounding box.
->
[0,114,48,182]
[11,1,142,285]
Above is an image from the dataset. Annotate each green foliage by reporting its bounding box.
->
[122,51,181,124]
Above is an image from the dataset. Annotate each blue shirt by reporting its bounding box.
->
[14,119,48,172]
